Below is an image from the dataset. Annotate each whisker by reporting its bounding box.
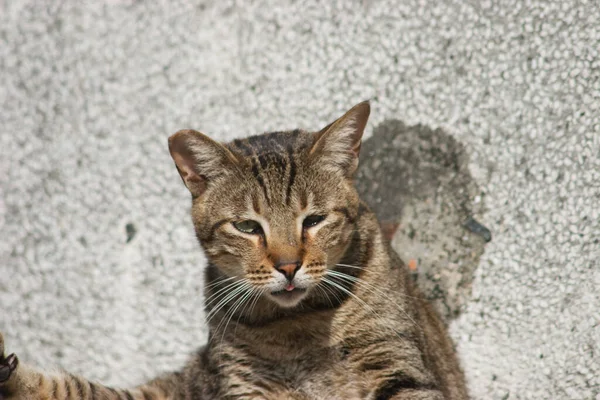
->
[217,287,255,347]
[233,288,263,338]
[205,281,252,324]
[321,277,413,345]
[315,284,335,309]
[321,277,370,312]
[326,270,421,329]
[333,264,421,301]
[334,263,366,270]
[205,278,244,301]
[247,287,265,319]
[207,283,250,321]
[317,277,345,307]
[210,285,254,368]
[204,275,238,290]
[205,279,248,309]
[211,286,252,340]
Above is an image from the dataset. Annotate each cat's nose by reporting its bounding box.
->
[274,261,301,281]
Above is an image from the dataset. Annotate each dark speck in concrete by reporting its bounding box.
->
[78,236,88,247]
[126,223,137,243]
[464,217,492,242]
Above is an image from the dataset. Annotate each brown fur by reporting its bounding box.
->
[0,101,468,399]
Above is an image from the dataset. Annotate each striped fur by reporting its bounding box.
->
[0,102,468,399]
[0,348,183,400]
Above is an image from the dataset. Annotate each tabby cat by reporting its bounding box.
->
[0,101,468,399]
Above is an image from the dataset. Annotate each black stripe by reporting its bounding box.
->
[236,136,271,206]
[326,218,344,231]
[251,160,270,206]
[64,378,72,399]
[252,196,261,214]
[204,218,229,242]
[107,387,121,399]
[359,358,392,372]
[300,192,308,210]
[73,376,85,398]
[273,152,288,172]
[257,154,269,170]
[358,202,369,216]
[124,391,135,400]
[285,145,296,205]
[50,379,57,397]
[333,207,353,222]
[90,382,98,400]
[231,139,254,156]
[140,388,152,400]
[362,233,374,269]
[374,373,439,400]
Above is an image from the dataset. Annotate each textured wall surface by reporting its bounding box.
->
[1,1,599,399]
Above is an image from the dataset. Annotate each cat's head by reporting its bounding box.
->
[169,102,370,308]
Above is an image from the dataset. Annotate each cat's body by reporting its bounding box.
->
[0,102,468,399]
[195,216,466,400]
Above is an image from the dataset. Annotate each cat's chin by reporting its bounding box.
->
[268,288,308,308]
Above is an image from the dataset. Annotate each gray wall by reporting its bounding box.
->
[1,1,599,399]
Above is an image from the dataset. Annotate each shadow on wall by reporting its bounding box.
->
[356,120,491,321]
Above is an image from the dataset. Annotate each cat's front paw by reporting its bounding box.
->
[0,333,19,384]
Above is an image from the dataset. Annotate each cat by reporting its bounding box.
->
[0,101,469,399]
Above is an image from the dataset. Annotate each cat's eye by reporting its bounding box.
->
[233,220,263,234]
[302,215,326,228]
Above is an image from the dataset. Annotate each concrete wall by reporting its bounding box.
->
[1,1,599,399]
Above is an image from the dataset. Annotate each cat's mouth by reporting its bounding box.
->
[271,287,307,296]
[269,287,308,307]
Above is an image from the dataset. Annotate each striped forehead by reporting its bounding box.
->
[228,129,309,155]
[227,130,312,208]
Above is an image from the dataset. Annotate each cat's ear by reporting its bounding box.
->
[310,101,370,177]
[168,129,241,197]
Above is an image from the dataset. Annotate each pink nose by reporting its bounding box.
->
[275,262,300,281]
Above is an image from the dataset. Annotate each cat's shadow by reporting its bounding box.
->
[356,120,490,321]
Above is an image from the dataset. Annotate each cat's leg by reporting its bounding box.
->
[0,332,184,400]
